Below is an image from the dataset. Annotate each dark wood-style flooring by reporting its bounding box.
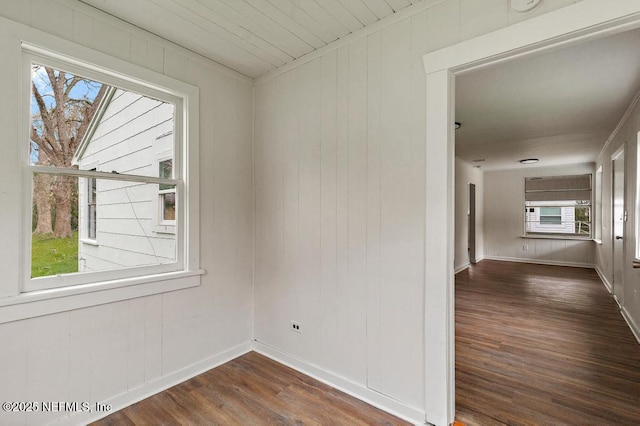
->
[92,351,409,425]
[456,260,640,425]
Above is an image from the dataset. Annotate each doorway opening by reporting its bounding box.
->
[423,3,640,425]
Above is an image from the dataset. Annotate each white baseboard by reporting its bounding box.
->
[455,256,485,274]
[454,263,469,274]
[57,341,252,425]
[483,255,593,269]
[252,340,424,425]
[621,306,640,345]
[594,265,612,293]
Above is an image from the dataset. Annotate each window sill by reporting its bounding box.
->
[0,269,204,324]
[80,238,99,246]
[520,234,592,241]
[593,239,603,245]
[154,224,176,235]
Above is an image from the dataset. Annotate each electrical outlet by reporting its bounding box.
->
[290,321,301,333]
[523,245,528,251]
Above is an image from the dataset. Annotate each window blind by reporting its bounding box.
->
[525,174,591,202]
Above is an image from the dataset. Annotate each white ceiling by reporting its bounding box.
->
[455,28,640,171]
[80,0,421,78]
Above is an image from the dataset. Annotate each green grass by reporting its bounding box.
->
[31,232,78,278]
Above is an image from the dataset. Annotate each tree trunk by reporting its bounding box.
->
[53,175,75,238]
[33,172,53,235]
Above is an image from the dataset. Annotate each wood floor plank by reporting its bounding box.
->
[456,260,640,425]
[91,352,408,425]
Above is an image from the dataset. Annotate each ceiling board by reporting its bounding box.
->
[80,0,420,78]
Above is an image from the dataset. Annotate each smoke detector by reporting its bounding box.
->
[511,0,542,13]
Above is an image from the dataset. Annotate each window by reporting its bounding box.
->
[595,165,603,242]
[87,172,97,241]
[159,159,176,223]
[22,43,199,294]
[524,174,592,237]
[539,207,562,224]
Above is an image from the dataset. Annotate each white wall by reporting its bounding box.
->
[595,94,640,340]
[0,0,588,424]
[484,163,595,267]
[0,1,253,424]
[253,0,581,419]
[455,158,484,272]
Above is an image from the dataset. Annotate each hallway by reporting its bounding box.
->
[455,260,640,425]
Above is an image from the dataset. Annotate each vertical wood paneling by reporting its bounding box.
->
[365,30,382,390]
[255,6,428,412]
[347,36,368,383]
[335,45,350,378]
[90,302,129,402]
[319,50,339,373]
[69,309,92,403]
[297,59,322,362]
[0,321,27,426]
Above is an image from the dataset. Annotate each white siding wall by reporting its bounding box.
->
[455,158,484,272]
[595,96,640,340]
[0,1,253,424]
[78,89,176,272]
[484,163,595,267]
[254,0,581,417]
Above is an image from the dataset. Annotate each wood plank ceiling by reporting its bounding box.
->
[79,0,423,78]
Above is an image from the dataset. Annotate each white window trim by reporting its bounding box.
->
[594,165,603,244]
[0,17,201,323]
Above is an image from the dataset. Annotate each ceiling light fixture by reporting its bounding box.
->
[511,0,541,13]
[454,122,461,130]
[519,158,539,164]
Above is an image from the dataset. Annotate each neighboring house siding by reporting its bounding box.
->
[526,206,576,233]
[77,89,175,272]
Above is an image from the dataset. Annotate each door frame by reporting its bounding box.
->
[611,145,626,304]
[422,2,640,425]
[468,183,476,264]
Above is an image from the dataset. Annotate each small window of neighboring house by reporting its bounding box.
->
[159,158,176,224]
[26,51,189,291]
[87,170,97,240]
[524,174,592,237]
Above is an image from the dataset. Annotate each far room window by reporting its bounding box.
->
[595,165,603,242]
[524,174,592,237]
[25,49,187,291]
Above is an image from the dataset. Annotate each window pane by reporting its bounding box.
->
[162,192,176,221]
[30,63,175,179]
[159,159,173,190]
[32,173,177,279]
